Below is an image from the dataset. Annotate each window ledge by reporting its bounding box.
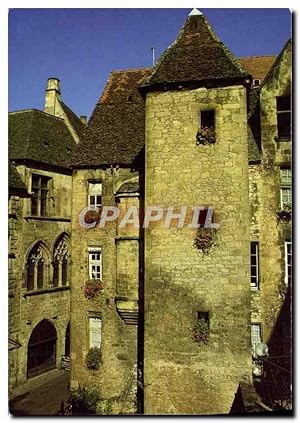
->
[23,285,70,297]
[274,136,291,142]
[115,235,140,242]
[24,216,71,222]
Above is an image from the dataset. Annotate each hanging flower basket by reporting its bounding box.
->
[276,204,292,222]
[196,126,216,145]
[192,318,209,345]
[84,279,104,299]
[84,208,102,225]
[85,347,102,370]
[194,227,217,255]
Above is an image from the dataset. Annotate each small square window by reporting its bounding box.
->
[253,79,261,87]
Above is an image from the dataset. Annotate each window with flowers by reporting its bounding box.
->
[196,110,216,145]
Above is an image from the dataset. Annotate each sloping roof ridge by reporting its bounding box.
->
[141,13,248,88]
[259,38,291,90]
[111,67,151,73]
[238,55,277,59]
[9,108,65,122]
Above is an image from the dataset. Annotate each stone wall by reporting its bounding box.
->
[250,41,291,343]
[143,85,252,414]
[70,167,140,413]
[8,164,72,393]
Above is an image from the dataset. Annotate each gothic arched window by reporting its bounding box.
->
[26,242,49,291]
[52,234,70,287]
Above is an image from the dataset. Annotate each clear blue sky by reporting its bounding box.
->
[8,8,291,118]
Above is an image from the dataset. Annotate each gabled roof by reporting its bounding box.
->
[71,69,150,167]
[9,109,77,169]
[8,161,28,192]
[140,12,250,93]
[238,56,276,81]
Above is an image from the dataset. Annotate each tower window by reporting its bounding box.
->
[253,79,261,88]
[200,110,215,130]
[276,96,291,138]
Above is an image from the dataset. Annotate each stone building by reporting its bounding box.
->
[69,9,292,414]
[8,78,85,395]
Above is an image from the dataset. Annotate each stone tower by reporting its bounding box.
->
[140,9,253,414]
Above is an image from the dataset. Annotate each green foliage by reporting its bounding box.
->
[85,347,102,370]
[192,317,209,345]
[67,386,100,415]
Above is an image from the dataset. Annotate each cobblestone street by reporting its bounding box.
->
[9,369,70,416]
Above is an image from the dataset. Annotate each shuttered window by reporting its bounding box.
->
[89,316,102,349]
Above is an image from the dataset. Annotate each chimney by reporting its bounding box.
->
[44,77,61,116]
[80,115,87,125]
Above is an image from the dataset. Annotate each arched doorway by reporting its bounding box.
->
[65,322,70,356]
[27,319,57,378]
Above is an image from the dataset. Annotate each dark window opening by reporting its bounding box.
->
[62,259,68,286]
[253,79,261,87]
[198,208,215,228]
[201,110,215,130]
[127,95,133,102]
[276,96,291,138]
[52,260,59,287]
[27,262,35,291]
[37,259,44,289]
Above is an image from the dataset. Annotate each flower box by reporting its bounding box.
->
[84,279,104,299]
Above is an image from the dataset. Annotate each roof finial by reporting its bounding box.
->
[188,8,202,16]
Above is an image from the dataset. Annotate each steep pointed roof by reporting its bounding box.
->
[140,11,250,93]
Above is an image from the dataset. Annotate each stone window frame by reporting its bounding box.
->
[52,234,70,288]
[284,241,292,286]
[25,241,51,291]
[87,180,102,209]
[88,247,102,280]
[280,167,292,208]
[252,79,261,88]
[250,241,260,290]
